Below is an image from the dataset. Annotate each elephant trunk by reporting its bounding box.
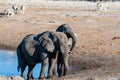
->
[56,24,76,51]
[66,30,76,51]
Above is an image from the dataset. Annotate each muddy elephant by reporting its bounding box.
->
[56,24,76,52]
[17,31,69,79]
[55,24,76,76]
[17,34,39,79]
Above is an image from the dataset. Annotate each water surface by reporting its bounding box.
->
[0,50,48,78]
[0,49,78,79]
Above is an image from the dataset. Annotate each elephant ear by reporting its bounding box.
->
[42,38,54,53]
[24,34,38,56]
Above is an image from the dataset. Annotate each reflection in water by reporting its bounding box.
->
[0,50,48,78]
[0,50,18,76]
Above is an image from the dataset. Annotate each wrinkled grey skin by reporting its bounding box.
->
[17,34,39,79]
[55,24,76,76]
[17,31,69,80]
[56,24,76,51]
[39,31,69,78]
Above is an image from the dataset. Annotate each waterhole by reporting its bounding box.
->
[0,50,77,79]
[0,50,47,79]
[0,50,100,79]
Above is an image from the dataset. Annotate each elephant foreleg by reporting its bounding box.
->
[47,59,56,78]
[39,58,48,79]
[63,55,69,76]
[57,61,64,77]
[47,52,58,79]
[59,52,69,76]
[27,64,35,80]
[57,58,68,77]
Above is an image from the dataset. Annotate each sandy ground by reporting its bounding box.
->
[0,1,120,80]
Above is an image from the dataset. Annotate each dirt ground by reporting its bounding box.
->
[0,1,120,80]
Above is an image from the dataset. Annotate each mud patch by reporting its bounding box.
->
[68,58,101,74]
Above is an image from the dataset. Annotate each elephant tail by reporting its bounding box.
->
[17,65,20,72]
[16,45,23,72]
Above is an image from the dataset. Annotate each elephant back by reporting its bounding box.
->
[56,24,72,32]
[22,34,38,56]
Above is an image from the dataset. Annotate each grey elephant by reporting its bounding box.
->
[17,34,39,79]
[17,31,69,80]
[55,24,76,76]
[56,24,76,52]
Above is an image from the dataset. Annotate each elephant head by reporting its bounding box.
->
[38,34,55,53]
[56,24,76,51]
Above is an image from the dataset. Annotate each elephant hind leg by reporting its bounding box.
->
[39,58,48,79]
[57,61,68,77]
[58,52,69,77]
[47,59,56,79]
[52,66,56,76]
[57,61,64,77]
[63,56,69,76]
[27,64,35,80]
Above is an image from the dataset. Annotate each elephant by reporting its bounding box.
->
[17,34,39,79]
[55,24,76,76]
[17,31,69,80]
[56,24,76,52]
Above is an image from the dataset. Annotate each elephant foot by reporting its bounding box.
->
[58,73,62,77]
[27,75,34,80]
[21,74,25,79]
[21,76,25,79]
[47,75,54,79]
[31,75,34,79]
[38,77,46,80]
[27,77,34,80]
[58,75,62,77]
[27,78,34,80]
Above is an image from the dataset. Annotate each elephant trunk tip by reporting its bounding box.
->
[68,51,73,54]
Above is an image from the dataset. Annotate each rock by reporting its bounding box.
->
[49,20,55,23]
[0,76,24,80]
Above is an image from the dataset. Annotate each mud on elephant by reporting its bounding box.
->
[17,31,70,80]
[55,24,76,76]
